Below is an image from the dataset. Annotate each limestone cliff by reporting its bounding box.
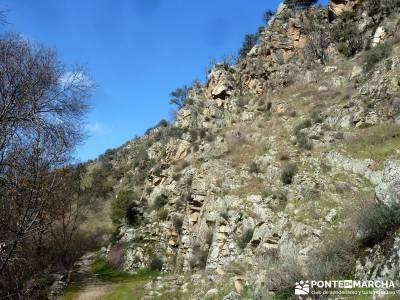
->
[68,1,400,299]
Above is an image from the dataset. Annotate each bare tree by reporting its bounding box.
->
[45,165,90,267]
[0,34,92,297]
[304,24,329,65]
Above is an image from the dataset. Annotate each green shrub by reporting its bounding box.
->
[152,164,164,177]
[249,161,260,174]
[157,208,169,221]
[239,34,258,59]
[220,211,229,221]
[198,128,207,139]
[301,186,321,200]
[287,108,297,117]
[363,43,392,71]
[278,153,290,161]
[111,190,136,225]
[205,229,214,246]
[166,126,187,139]
[190,243,209,269]
[149,256,164,271]
[186,97,194,105]
[236,96,251,108]
[293,119,312,135]
[236,228,254,249]
[225,261,248,275]
[263,10,275,24]
[153,195,168,210]
[309,234,356,280]
[126,201,143,226]
[264,254,304,299]
[296,132,313,150]
[262,189,288,211]
[192,143,199,152]
[173,215,184,234]
[189,129,198,141]
[274,190,288,202]
[157,119,168,128]
[172,172,182,182]
[174,160,190,172]
[335,182,351,194]
[332,11,363,57]
[311,110,324,123]
[175,194,190,210]
[281,163,298,185]
[275,196,289,212]
[169,86,189,109]
[320,161,332,174]
[205,132,215,142]
[264,110,272,119]
[262,189,287,201]
[350,199,400,246]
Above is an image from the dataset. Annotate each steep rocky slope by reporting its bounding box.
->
[63,1,400,299]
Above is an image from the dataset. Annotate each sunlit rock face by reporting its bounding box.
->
[206,64,234,100]
[328,0,360,17]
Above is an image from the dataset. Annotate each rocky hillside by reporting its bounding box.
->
[62,1,400,299]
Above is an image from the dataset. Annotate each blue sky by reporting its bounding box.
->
[2,0,327,161]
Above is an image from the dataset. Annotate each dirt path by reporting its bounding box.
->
[74,282,115,300]
[61,252,157,300]
[61,252,120,300]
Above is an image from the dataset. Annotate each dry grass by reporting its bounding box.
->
[225,143,266,165]
[232,178,266,197]
[292,193,338,225]
[343,123,400,168]
[271,62,357,116]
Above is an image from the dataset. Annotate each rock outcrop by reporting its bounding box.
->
[206,64,235,100]
[329,0,360,17]
[327,152,400,204]
[356,232,400,283]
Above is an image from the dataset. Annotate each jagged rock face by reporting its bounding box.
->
[261,11,306,60]
[206,64,235,100]
[105,46,400,289]
[237,7,333,95]
[87,3,400,297]
[287,19,307,52]
[175,107,193,128]
[372,26,386,47]
[356,233,400,282]
[329,0,360,17]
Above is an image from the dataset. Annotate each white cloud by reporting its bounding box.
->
[60,71,92,89]
[85,121,106,135]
